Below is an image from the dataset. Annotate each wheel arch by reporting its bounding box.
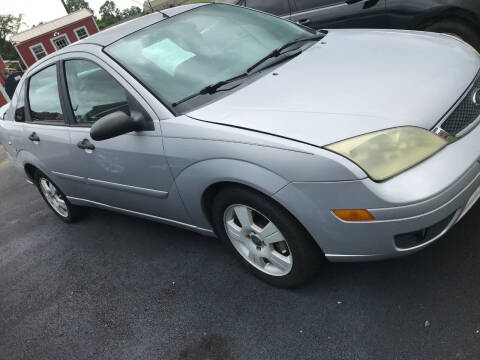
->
[17,149,49,183]
[174,158,290,231]
[200,180,325,255]
[202,181,274,228]
[24,163,38,181]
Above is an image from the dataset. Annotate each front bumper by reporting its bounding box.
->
[274,121,480,262]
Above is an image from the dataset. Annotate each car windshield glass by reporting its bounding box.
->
[106,4,313,106]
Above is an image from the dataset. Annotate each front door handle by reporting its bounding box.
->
[297,18,311,25]
[77,138,95,151]
[28,132,40,142]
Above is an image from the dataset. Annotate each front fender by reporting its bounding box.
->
[174,158,289,230]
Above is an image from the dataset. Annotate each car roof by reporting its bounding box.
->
[76,3,210,47]
[26,3,211,73]
[35,2,211,64]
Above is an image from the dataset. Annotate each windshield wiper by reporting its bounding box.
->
[246,33,326,73]
[172,33,326,108]
[172,72,249,107]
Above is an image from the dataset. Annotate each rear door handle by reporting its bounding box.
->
[28,132,40,142]
[345,0,379,7]
[77,138,95,151]
[297,18,311,25]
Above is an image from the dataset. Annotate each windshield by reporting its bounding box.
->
[106,4,313,106]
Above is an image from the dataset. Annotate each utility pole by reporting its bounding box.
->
[60,0,70,13]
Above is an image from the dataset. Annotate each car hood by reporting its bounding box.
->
[188,29,480,147]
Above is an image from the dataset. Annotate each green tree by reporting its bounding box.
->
[121,6,142,19]
[0,14,24,63]
[100,0,121,18]
[0,14,23,42]
[61,0,91,14]
[97,0,121,29]
[97,2,142,30]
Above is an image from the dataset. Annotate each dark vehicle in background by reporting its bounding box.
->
[235,0,480,50]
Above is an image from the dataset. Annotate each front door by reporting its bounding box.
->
[60,55,190,223]
[290,0,387,29]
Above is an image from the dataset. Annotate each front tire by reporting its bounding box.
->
[211,186,324,288]
[34,170,85,223]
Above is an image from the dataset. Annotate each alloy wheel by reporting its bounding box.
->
[39,177,69,218]
[223,204,293,276]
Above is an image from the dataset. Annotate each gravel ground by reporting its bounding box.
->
[1,145,480,359]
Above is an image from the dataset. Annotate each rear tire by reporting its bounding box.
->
[425,19,480,52]
[34,170,86,223]
[211,186,324,288]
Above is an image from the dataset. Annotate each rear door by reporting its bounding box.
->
[22,60,75,192]
[0,83,25,160]
[290,0,387,29]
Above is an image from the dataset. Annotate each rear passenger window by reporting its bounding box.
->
[14,84,25,122]
[245,0,290,15]
[28,65,64,123]
[64,60,130,125]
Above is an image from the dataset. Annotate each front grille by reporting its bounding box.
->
[440,76,480,136]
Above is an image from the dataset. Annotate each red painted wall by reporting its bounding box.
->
[15,17,98,68]
[0,58,7,106]
[0,57,6,85]
[0,57,6,86]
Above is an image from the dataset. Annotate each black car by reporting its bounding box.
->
[234,0,480,50]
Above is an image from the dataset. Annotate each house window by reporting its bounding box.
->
[75,26,89,40]
[30,43,47,60]
[51,35,70,50]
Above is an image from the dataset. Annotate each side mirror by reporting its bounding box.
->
[90,111,147,141]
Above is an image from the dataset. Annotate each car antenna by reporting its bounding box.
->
[157,10,170,18]
[145,0,170,18]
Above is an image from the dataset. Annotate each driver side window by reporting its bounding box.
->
[64,59,130,125]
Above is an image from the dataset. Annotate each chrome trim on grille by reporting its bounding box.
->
[433,127,453,140]
[433,72,480,138]
[451,114,480,138]
[472,88,480,106]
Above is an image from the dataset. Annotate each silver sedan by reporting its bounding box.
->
[1,3,480,287]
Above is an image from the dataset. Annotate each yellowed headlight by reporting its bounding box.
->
[325,127,448,181]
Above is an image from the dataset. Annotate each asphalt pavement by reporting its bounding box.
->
[1,144,480,359]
